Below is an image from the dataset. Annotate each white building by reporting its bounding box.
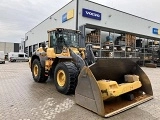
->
[19,40,25,52]
[0,42,19,54]
[25,0,160,59]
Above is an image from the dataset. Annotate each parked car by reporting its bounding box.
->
[8,52,29,62]
[0,51,5,64]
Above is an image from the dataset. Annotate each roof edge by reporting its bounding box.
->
[85,0,160,25]
[25,0,74,35]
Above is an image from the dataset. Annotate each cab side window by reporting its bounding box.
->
[18,54,24,57]
[50,32,56,47]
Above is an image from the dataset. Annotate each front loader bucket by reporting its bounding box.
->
[75,58,153,117]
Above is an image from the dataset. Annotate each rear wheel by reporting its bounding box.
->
[32,59,48,83]
[54,62,78,94]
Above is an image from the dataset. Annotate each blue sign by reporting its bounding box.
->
[82,8,101,20]
[152,28,159,34]
[62,13,67,23]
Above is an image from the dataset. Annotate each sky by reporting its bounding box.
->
[0,0,159,43]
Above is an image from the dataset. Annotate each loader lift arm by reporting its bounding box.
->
[69,44,95,71]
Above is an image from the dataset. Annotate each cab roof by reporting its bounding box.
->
[47,28,80,33]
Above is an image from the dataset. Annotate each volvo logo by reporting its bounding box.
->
[82,8,101,20]
[85,11,101,18]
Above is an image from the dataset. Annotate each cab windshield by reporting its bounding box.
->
[57,31,79,48]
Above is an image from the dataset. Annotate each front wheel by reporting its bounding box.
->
[31,59,48,83]
[54,62,79,94]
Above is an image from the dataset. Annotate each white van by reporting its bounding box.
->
[0,51,5,64]
[8,52,29,62]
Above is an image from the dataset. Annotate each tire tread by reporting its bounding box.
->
[32,59,48,83]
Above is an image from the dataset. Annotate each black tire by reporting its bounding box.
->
[54,62,79,95]
[32,59,48,83]
[2,61,5,64]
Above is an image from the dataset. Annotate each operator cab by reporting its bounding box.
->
[48,28,81,54]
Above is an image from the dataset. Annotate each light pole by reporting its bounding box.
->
[21,38,25,52]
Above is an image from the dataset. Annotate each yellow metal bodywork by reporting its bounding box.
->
[46,48,56,58]
[97,80,142,100]
[78,48,86,59]
[56,47,71,57]
[45,47,81,71]
[45,48,55,71]
[30,46,85,71]
[33,64,39,77]
[70,47,80,54]
[57,70,66,87]
[29,45,84,72]
[45,59,53,71]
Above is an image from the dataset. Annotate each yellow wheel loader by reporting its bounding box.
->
[29,28,153,117]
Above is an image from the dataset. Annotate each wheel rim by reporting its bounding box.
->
[57,70,66,87]
[33,64,38,77]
